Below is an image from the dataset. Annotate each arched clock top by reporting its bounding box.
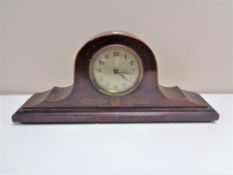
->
[73,31,158,86]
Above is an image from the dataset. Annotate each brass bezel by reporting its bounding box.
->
[89,44,144,96]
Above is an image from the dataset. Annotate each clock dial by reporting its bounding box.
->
[89,44,143,96]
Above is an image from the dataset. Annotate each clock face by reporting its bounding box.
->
[89,44,143,96]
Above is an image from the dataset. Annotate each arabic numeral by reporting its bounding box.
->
[99,60,104,65]
[96,68,101,72]
[113,85,118,89]
[113,51,120,56]
[129,60,133,65]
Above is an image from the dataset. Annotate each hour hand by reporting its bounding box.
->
[113,68,128,80]
[118,73,128,80]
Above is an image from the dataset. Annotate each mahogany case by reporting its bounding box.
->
[12,31,219,123]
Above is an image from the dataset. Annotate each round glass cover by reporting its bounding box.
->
[89,44,143,96]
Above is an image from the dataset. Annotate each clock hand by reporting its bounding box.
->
[118,73,128,80]
[118,70,134,74]
[113,68,128,80]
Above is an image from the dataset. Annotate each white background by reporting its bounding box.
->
[1,0,233,174]
[0,0,232,94]
[1,94,233,175]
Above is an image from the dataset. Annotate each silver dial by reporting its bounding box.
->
[89,44,143,96]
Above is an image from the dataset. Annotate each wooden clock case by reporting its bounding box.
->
[12,31,219,123]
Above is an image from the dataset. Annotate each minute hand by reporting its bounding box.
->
[118,73,128,80]
[118,70,134,74]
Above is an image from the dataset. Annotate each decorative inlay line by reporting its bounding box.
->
[125,98,152,105]
[80,98,108,105]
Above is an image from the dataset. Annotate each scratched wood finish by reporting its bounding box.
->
[12,31,219,123]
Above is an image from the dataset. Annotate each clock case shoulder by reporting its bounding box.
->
[12,31,219,123]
